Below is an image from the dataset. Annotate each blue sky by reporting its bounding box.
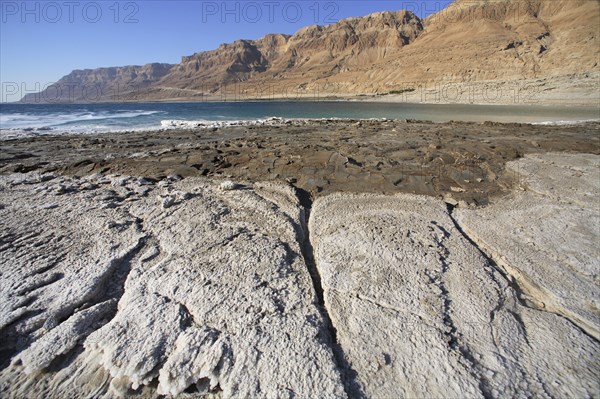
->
[1,1,452,101]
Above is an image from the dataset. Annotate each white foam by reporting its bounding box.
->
[0,110,163,130]
[0,124,165,140]
[530,119,600,126]
[158,116,386,130]
[160,116,286,129]
[0,116,395,140]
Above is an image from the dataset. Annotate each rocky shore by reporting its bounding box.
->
[0,120,598,398]
[2,119,599,204]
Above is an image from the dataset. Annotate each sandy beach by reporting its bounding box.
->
[0,119,598,398]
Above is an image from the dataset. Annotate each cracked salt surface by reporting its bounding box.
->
[310,190,598,398]
[0,152,598,398]
[0,175,345,398]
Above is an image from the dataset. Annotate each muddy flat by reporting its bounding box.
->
[2,120,599,205]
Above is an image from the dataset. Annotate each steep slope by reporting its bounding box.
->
[313,0,599,98]
[144,10,424,100]
[20,0,599,103]
[154,34,291,97]
[380,0,599,83]
[21,10,423,102]
[21,63,174,103]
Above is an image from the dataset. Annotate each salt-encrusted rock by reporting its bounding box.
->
[2,172,56,186]
[161,194,176,209]
[137,177,155,186]
[457,200,469,208]
[156,326,231,396]
[0,182,145,346]
[0,174,345,398]
[85,293,189,391]
[310,192,599,398]
[219,180,237,191]
[166,175,182,182]
[159,117,287,130]
[39,173,57,183]
[110,176,130,187]
[134,186,151,196]
[33,185,49,193]
[157,180,171,188]
[454,153,600,340]
[80,182,97,191]
[174,190,193,201]
[14,299,116,374]
[443,196,458,206]
[53,184,68,195]
[1,155,598,398]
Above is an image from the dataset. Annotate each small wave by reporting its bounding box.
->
[531,118,600,126]
[0,110,164,130]
[0,123,166,140]
[54,110,164,126]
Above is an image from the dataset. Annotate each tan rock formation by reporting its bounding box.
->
[21,0,599,104]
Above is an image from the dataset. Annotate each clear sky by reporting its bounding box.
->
[1,0,452,101]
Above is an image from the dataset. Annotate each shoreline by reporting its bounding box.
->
[9,96,600,107]
[2,116,600,142]
[2,119,599,205]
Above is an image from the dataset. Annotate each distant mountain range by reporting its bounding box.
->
[21,0,600,103]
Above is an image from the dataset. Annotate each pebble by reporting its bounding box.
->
[220,181,238,191]
[161,195,176,209]
[167,175,182,182]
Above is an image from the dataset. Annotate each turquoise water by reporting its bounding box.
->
[1,101,598,138]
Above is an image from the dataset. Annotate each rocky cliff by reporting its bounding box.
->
[21,63,174,103]
[20,0,599,103]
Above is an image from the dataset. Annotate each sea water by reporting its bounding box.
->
[1,101,599,139]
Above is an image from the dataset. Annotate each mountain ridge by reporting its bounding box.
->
[20,0,600,104]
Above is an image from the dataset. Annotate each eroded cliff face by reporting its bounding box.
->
[21,63,174,103]
[381,0,600,83]
[303,0,600,97]
[18,10,424,102]
[20,0,599,103]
